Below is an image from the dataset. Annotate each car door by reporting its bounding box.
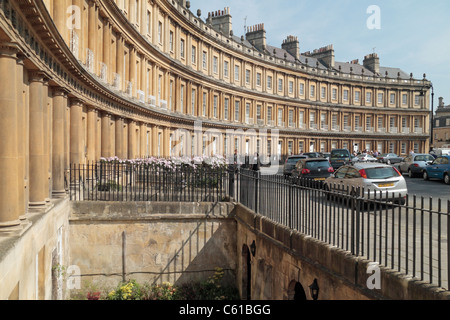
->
[328,166,349,193]
[344,167,363,194]
[437,157,450,179]
[399,155,411,173]
[427,157,442,178]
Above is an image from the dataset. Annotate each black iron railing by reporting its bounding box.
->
[236,169,450,291]
[69,161,230,203]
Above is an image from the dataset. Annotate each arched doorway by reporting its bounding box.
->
[242,244,251,300]
[288,280,307,300]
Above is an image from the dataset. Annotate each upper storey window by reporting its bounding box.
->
[267,76,272,90]
[158,22,162,44]
[224,61,229,77]
[180,39,185,58]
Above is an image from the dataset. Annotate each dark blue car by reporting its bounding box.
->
[423,155,450,185]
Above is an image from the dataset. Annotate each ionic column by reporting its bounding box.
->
[53,0,69,44]
[28,71,47,209]
[88,0,97,73]
[102,18,111,82]
[70,98,84,165]
[0,44,20,227]
[52,88,68,197]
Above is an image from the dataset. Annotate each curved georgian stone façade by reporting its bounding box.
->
[0,0,431,228]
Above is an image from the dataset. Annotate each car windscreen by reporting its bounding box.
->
[364,167,400,179]
[414,155,434,162]
[331,151,349,158]
[305,161,330,169]
[287,157,303,164]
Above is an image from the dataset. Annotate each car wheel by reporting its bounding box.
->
[423,171,429,181]
[386,159,391,165]
[444,174,450,185]
[408,169,415,178]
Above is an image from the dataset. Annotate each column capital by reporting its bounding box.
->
[28,70,48,83]
[0,42,21,59]
[52,86,70,97]
[69,97,84,107]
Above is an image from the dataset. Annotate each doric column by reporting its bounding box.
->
[43,78,51,203]
[70,98,84,165]
[115,117,125,159]
[128,120,136,159]
[28,71,47,208]
[101,112,112,157]
[16,54,26,218]
[0,44,20,227]
[86,106,97,162]
[52,87,68,197]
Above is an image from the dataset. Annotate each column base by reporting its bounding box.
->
[52,190,67,199]
[28,201,47,210]
[0,219,32,237]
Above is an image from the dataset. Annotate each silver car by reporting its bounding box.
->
[397,153,435,178]
[324,163,408,205]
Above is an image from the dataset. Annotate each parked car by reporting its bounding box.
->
[283,155,308,178]
[323,163,408,204]
[377,153,404,165]
[291,158,335,184]
[329,149,352,170]
[423,155,450,184]
[351,154,378,164]
[398,153,435,178]
[303,152,325,159]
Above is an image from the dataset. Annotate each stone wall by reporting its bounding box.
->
[234,203,450,300]
[0,198,71,300]
[69,202,237,293]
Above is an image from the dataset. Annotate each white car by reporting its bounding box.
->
[351,154,378,164]
[323,163,408,205]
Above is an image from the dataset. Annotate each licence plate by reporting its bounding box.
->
[378,183,394,188]
[314,178,325,181]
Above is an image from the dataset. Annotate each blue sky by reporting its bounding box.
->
[192,0,450,109]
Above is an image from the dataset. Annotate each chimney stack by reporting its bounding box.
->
[363,53,380,75]
[208,7,232,36]
[303,44,334,68]
[281,35,300,60]
[245,23,266,52]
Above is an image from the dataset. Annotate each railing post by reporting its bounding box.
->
[254,170,259,214]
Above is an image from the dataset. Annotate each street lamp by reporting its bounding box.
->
[309,279,319,300]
